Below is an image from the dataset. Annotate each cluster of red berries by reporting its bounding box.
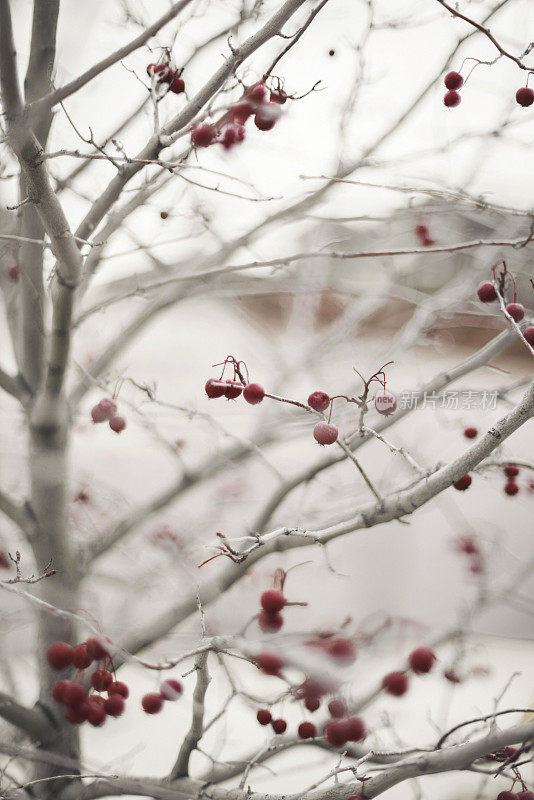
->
[307,391,338,445]
[258,589,289,632]
[146,63,185,94]
[443,71,464,107]
[205,378,265,404]
[381,646,437,697]
[141,679,183,714]
[477,275,534,346]
[502,463,520,496]
[414,221,435,247]
[90,397,126,433]
[191,82,284,151]
[456,534,484,575]
[497,789,534,800]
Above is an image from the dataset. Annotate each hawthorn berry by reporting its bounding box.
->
[298,721,316,739]
[104,694,125,717]
[221,124,245,150]
[324,719,348,747]
[72,644,93,670]
[444,71,464,90]
[205,378,225,399]
[257,708,272,725]
[52,680,70,703]
[142,692,164,714]
[382,671,409,696]
[259,609,284,633]
[270,90,287,105]
[108,681,129,698]
[191,123,217,148]
[66,705,88,725]
[160,211,168,220]
[63,682,88,708]
[506,302,525,322]
[504,464,519,478]
[109,415,126,433]
[443,90,461,107]
[47,642,73,670]
[91,404,108,423]
[86,700,107,727]
[246,83,268,105]
[91,669,113,692]
[254,104,281,131]
[453,474,472,491]
[7,263,18,281]
[243,382,265,404]
[408,647,436,674]
[477,281,497,303]
[464,427,478,439]
[224,380,243,400]
[85,638,109,661]
[168,76,185,94]
[308,391,330,412]
[160,678,183,700]
[457,535,478,554]
[497,793,519,800]
[504,481,519,496]
[329,49,335,56]
[255,651,283,676]
[304,695,321,712]
[345,716,366,742]
[328,698,347,718]
[98,398,117,417]
[146,63,167,78]
[516,87,534,107]
[313,422,338,446]
[524,326,534,347]
[271,718,287,734]
[231,101,254,125]
[516,792,534,800]
[324,636,356,664]
[261,589,285,613]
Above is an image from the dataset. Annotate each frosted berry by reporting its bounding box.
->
[104,694,125,717]
[328,698,347,718]
[255,651,283,676]
[271,718,287,734]
[205,378,225,399]
[231,101,254,124]
[257,708,272,725]
[298,721,316,739]
[259,610,284,633]
[506,302,525,322]
[453,474,472,491]
[304,696,321,712]
[444,71,463,90]
[324,720,348,747]
[47,642,73,670]
[160,678,183,700]
[464,426,478,439]
[191,123,217,148]
[477,282,497,303]
[504,464,519,478]
[91,404,108,423]
[308,391,330,412]
[504,481,519,496]
[261,589,285,613]
[108,681,129,698]
[243,382,265,404]
[109,415,126,433]
[85,638,108,661]
[98,398,117,417]
[72,644,93,670]
[345,716,366,742]
[142,693,164,714]
[516,87,534,107]
[254,104,281,131]
[408,647,436,674]
[246,83,268,105]
[382,671,409,696]
[91,669,113,692]
[63,682,87,708]
[221,124,245,150]
[224,380,243,399]
[313,422,338,446]
[524,326,534,346]
[52,680,70,703]
[443,90,461,107]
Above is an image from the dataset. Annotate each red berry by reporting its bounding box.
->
[329,49,335,56]
[160,211,168,219]
[0,550,8,569]
[46,642,73,670]
[271,718,287,734]
[221,123,245,150]
[52,680,70,703]
[453,474,472,491]
[243,382,265,404]
[168,76,185,94]
[246,83,268,105]
[477,281,497,303]
[91,404,108,423]
[205,378,225,399]
[86,701,107,727]
[160,679,183,700]
[444,71,464,90]
[91,669,112,692]
[313,422,338,446]
[254,104,281,131]
[345,716,366,742]
[74,489,90,503]
[304,696,321,712]
[504,480,519,496]
[257,708,272,725]
[298,721,316,739]
[63,682,87,708]
[328,698,347,718]
[408,647,436,674]
[7,263,18,281]
[98,398,117,418]
[231,101,254,124]
[415,223,429,237]
[261,589,285,613]
[147,63,167,78]
[324,720,349,747]
[142,692,164,714]
[104,694,125,717]
[506,302,525,322]
[516,87,534,107]
[382,671,409,696]
[65,705,88,725]
[85,638,109,661]
[259,609,284,633]
[270,90,287,105]
[464,427,478,439]
[191,123,217,148]
[72,644,93,670]
[108,681,129,698]
[504,464,519,478]
[324,636,356,664]
[308,391,330,412]
[498,793,519,800]
[443,90,461,107]
[524,326,534,347]
[516,792,534,800]
[224,380,243,399]
[456,535,478,555]
[255,651,283,676]
[109,415,126,433]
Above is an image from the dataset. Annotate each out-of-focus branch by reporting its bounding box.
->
[0,692,52,742]
[170,651,210,779]
[0,365,28,404]
[0,487,31,535]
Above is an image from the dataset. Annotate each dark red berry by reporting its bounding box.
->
[453,474,472,491]
[444,71,463,90]
[142,693,164,714]
[464,427,478,439]
[63,682,87,708]
[328,698,347,718]
[261,589,285,613]
[91,669,112,692]
[443,90,461,107]
[524,326,534,347]
[504,464,519,478]
[329,49,335,56]
[191,123,217,148]
[85,638,108,661]
[382,671,409,696]
[243,382,265,404]
[516,792,534,800]
[516,87,534,107]
[109,415,126,433]
[168,76,185,94]
[304,696,321,712]
[205,378,225,398]
[72,644,93,670]
[246,83,268,105]
[498,793,519,800]
[254,104,281,131]
[224,380,243,400]
[231,101,254,124]
[308,391,330,412]
[66,705,88,725]
[408,647,436,674]
[456,535,478,555]
[108,681,129,698]
[221,124,245,150]
[255,651,283,676]
[98,398,117,418]
[258,610,284,633]
[160,679,183,700]
[504,481,519,496]
[477,281,497,303]
[91,404,108,423]
[86,700,107,727]
[52,680,70,703]
[324,720,349,747]
[298,721,316,739]
[345,716,366,742]
[46,642,73,670]
[104,694,125,717]
[160,211,168,219]
[313,422,338,446]
[257,708,272,725]
[270,90,287,105]
[324,637,356,664]
[147,63,167,78]
[506,302,525,322]
[271,718,287,734]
